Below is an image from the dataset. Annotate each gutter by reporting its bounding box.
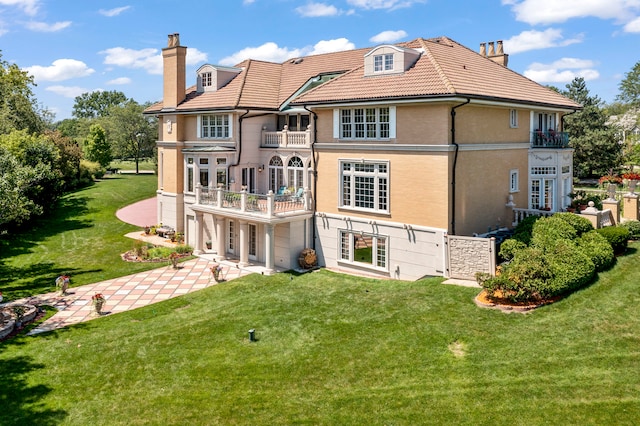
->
[450,98,471,236]
[304,105,319,251]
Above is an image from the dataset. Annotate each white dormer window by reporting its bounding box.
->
[374,54,394,72]
[202,72,212,87]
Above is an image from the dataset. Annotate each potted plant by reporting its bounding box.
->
[12,305,25,328]
[55,275,70,296]
[205,240,212,250]
[211,264,223,282]
[92,293,105,315]
[169,252,180,269]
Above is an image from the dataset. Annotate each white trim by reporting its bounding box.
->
[333,109,340,139]
[509,169,519,193]
[389,106,396,138]
[197,115,202,139]
[315,142,529,152]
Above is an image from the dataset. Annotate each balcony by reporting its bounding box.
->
[262,126,312,149]
[193,185,313,222]
[531,130,570,148]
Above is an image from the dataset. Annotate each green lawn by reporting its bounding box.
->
[0,174,160,300]
[1,176,639,424]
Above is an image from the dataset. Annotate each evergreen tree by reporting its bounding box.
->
[562,78,621,178]
[617,60,640,108]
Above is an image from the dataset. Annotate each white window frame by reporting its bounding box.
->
[510,169,519,193]
[340,160,389,213]
[197,114,232,139]
[339,229,388,270]
[202,72,212,87]
[510,109,518,128]
[373,54,394,72]
[338,107,394,140]
[185,157,194,193]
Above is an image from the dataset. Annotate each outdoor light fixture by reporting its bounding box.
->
[249,329,256,342]
[258,164,264,172]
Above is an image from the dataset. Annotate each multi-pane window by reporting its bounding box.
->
[510,109,518,128]
[287,156,304,190]
[201,114,229,138]
[340,161,388,212]
[340,108,390,139]
[199,158,209,187]
[202,72,212,87]
[510,169,519,193]
[269,156,284,192]
[339,230,387,269]
[373,54,393,72]
[186,157,194,193]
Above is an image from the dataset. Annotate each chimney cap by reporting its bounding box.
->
[167,33,181,48]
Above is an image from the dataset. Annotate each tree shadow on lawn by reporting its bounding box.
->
[0,340,67,425]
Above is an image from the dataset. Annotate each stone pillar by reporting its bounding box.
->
[215,216,226,260]
[265,224,275,275]
[623,193,639,222]
[193,211,204,254]
[239,220,248,267]
[602,198,620,226]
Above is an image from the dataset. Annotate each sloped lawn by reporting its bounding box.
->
[1,256,639,425]
[0,174,159,300]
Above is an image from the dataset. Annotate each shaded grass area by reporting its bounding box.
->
[1,255,639,424]
[0,174,159,300]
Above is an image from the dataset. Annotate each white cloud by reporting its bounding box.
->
[219,38,355,66]
[106,77,132,85]
[296,2,340,17]
[45,85,92,98]
[503,0,640,25]
[99,6,131,17]
[370,30,407,43]
[524,58,600,83]
[100,46,207,75]
[24,59,94,82]
[347,0,424,10]
[624,16,640,32]
[243,0,255,4]
[503,28,583,54]
[24,20,71,32]
[0,0,39,16]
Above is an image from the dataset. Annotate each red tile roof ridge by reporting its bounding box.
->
[416,37,456,94]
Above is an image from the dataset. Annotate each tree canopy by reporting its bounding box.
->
[563,77,621,178]
[616,60,640,108]
[72,90,128,119]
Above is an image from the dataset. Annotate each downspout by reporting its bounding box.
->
[304,105,318,251]
[450,98,471,236]
[231,110,251,175]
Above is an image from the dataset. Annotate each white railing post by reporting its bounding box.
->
[241,188,247,212]
[195,183,201,204]
[267,190,275,217]
[282,125,288,147]
[216,186,223,208]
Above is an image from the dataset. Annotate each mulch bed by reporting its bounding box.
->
[0,307,48,341]
[120,251,191,263]
[475,290,564,313]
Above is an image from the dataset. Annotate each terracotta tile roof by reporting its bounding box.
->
[145,36,580,114]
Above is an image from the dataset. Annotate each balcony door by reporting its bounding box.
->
[242,167,256,193]
[269,156,284,192]
[531,178,555,210]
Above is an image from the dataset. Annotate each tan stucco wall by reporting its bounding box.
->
[395,104,449,144]
[159,146,183,193]
[454,147,529,235]
[455,105,530,144]
[315,150,451,229]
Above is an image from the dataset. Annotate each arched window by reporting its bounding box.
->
[269,156,284,192]
[287,156,304,190]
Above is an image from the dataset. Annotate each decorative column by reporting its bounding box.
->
[602,183,620,225]
[193,211,204,254]
[239,220,248,267]
[215,216,226,260]
[264,224,275,275]
[623,181,639,222]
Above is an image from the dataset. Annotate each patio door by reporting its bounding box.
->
[242,167,256,193]
[227,220,236,256]
[531,178,555,210]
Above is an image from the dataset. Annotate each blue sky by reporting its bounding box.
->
[1,0,639,121]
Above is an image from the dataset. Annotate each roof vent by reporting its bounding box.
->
[291,58,304,64]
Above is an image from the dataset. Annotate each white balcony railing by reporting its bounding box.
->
[195,185,312,219]
[262,125,311,148]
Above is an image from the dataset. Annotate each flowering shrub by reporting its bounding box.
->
[92,293,105,303]
[598,174,622,185]
[211,264,223,282]
[622,172,640,181]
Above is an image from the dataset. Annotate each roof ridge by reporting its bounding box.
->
[418,37,456,93]
[290,65,364,105]
[234,59,252,108]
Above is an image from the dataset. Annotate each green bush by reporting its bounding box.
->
[553,212,594,235]
[498,247,554,302]
[543,240,595,297]
[80,159,105,181]
[578,230,615,271]
[498,238,527,261]
[147,246,175,259]
[620,220,640,240]
[512,215,541,245]
[175,244,193,254]
[596,226,629,255]
[530,216,577,251]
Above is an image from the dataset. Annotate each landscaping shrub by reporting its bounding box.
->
[596,226,629,255]
[530,216,577,251]
[578,230,615,271]
[543,240,595,297]
[511,215,540,245]
[174,244,193,254]
[498,238,526,261]
[147,246,175,259]
[553,212,594,235]
[80,159,105,181]
[620,220,640,240]
[499,247,553,301]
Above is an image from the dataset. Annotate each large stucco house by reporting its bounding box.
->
[144,33,581,281]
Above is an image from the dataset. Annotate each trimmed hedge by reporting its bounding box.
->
[620,220,640,240]
[578,230,615,271]
[596,226,629,255]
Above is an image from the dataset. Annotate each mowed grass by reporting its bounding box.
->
[1,257,639,424]
[0,174,159,300]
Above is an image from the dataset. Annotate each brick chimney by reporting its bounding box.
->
[479,40,509,67]
[162,33,187,109]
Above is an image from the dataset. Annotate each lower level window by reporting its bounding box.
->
[339,230,387,269]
